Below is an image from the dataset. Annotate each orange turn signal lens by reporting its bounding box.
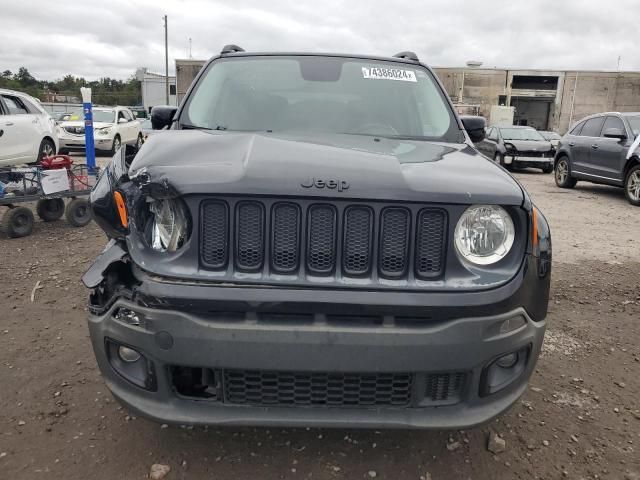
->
[113,191,128,228]
[531,207,539,249]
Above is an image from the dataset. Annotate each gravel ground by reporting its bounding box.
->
[0,168,639,480]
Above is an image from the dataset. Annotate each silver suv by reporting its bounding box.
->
[554,112,640,206]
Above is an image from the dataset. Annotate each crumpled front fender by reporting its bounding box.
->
[82,239,128,288]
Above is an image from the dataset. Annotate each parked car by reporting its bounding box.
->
[83,46,551,429]
[476,125,554,173]
[539,131,561,148]
[58,106,143,155]
[139,118,154,141]
[554,112,640,206]
[0,88,59,167]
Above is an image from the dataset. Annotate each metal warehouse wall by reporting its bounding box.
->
[434,67,640,133]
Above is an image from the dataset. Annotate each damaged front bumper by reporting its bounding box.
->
[83,241,549,429]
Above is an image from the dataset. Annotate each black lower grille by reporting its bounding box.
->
[424,372,466,406]
[224,369,413,407]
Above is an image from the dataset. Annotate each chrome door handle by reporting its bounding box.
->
[591,144,599,149]
[4,122,14,126]
[568,142,575,147]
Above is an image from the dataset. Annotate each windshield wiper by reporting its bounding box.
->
[180,123,212,130]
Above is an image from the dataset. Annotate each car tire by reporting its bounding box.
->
[555,156,577,188]
[110,135,122,156]
[37,138,56,164]
[65,198,92,227]
[1,206,35,238]
[135,133,144,152]
[624,163,640,206]
[542,164,553,174]
[36,198,65,222]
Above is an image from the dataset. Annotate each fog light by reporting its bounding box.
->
[496,352,518,369]
[118,346,142,363]
[480,345,530,397]
[105,339,157,391]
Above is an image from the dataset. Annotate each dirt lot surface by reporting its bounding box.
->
[1,169,639,480]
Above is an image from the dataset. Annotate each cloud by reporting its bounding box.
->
[0,0,637,81]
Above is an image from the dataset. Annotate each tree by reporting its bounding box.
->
[14,67,37,86]
[1,70,12,79]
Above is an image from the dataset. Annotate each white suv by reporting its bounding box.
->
[58,106,143,155]
[0,88,59,167]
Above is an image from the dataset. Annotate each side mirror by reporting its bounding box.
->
[151,105,178,130]
[118,118,128,124]
[460,116,486,143]
[603,127,626,140]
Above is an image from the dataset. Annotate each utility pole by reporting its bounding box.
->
[164,15,169,104]
[189,38,192,59]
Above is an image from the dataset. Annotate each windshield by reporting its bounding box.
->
[62,109,115,123]
[182,56,460,141]
[93,110,116,123]
[627,116,640,138]
[500,128,546,141]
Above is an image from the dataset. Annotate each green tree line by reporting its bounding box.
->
[0,67,141,106]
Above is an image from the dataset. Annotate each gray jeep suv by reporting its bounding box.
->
[554,112,640,205]
[83,46,551,429]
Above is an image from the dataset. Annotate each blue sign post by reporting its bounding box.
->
[80,87,96,173]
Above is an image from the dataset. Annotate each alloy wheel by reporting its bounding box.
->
[556,160,568,184]
[627,170,640,202]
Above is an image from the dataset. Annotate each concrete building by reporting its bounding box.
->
[175,59,206,104]
[173,58,640,133]
[434,67,640,133]
[136,68,177,113]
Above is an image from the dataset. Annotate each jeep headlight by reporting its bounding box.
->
[454,205,515,265]
[148,198,190,252]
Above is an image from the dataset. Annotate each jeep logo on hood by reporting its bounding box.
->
[301,177,350,192]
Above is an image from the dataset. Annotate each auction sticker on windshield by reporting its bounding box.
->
[362,67,417,82]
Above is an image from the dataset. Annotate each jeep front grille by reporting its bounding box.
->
[200,197,447,284]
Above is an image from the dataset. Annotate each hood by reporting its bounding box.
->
[129,130,525,205]
[503,139,552,153]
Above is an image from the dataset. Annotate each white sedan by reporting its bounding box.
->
[0,88,59,167]
[58,106,143,155]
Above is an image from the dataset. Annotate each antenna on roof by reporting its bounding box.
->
[393,51,419,62]
[221,44,245,55]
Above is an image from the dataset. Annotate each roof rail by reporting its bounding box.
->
[221,44,245,55]
[393,51,419,62]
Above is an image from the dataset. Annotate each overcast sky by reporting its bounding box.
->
[1,0,638,81]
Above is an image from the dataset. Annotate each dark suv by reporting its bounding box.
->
[83,46,551,429]
[476,125,554,173]
[554,112,640,205]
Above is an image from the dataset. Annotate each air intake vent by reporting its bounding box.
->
[271,203,300,273]
[415,209,447,278]
[424,372,466,406]
[307,205,337,274]
[235,202,264,271]
[224,369,414,407]
[379,208,410,277]
[201,201,229,269]
[343,206,373,275]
